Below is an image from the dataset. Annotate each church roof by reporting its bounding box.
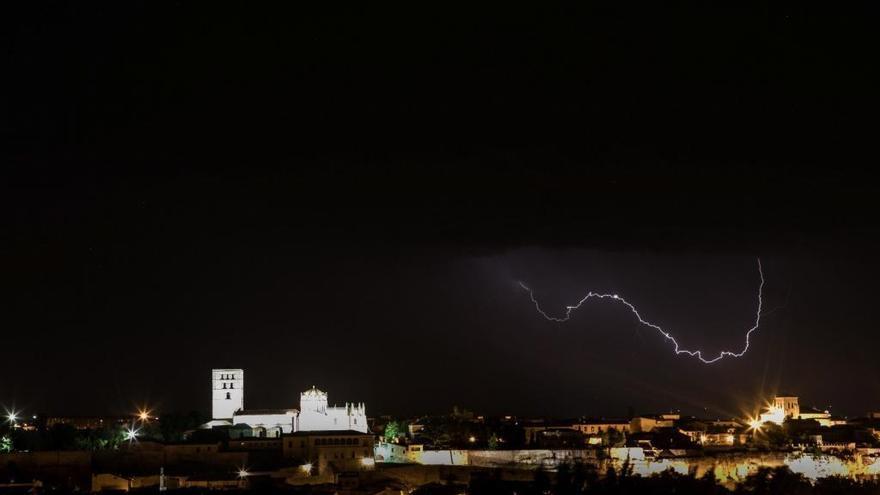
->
[577,418,631,425]
[285,429,372,437]
[799,406,830,415]
[201,419,233,428]
[234,408,297,416]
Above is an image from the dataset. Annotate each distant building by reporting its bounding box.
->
[226,437,283,451]
[299,386,367,433]
[773,395,800,419]
[207,369,368,435]
[231,409,297,437]
[677,421,744,447]
[212,369,244,420]
[797,406,832,425]
[374,441,408,463]
[630,415,675,433]
[283,430,375,475]
[573,419,631,435]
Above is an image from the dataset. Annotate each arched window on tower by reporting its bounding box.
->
[226,392,231,400]
[230,383,234,389]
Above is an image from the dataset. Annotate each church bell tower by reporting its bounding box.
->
[212,368,244,420]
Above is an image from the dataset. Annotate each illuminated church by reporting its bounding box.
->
[207,368,368,437]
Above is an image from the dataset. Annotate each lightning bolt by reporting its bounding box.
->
[518,258,764,364]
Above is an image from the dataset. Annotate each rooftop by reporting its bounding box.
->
[234,409,297,416]
[577,418,631,425]
[285,429,373,437]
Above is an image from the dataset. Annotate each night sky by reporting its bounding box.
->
[3,2,879,419]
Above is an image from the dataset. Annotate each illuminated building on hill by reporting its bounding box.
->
[205,369,367,437]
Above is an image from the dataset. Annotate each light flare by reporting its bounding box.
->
[137,408,151,422]
[519,258,765,364]
[748,417,763,431]
[123,425,140,442]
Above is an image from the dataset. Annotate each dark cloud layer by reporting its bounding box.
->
[2,1,878,417]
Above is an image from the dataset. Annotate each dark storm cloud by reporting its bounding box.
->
[2,1,879,417]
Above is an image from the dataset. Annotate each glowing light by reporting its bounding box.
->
[300,463,312,474]
[468,436,476,443]
[758,404,785,426]
[519,258,765,364]
[137,409,151,422]
[123,425,140,442]
[4,409,19,425]
[360,457,375,467]
[237,468,249,479]
[748,417,763,431]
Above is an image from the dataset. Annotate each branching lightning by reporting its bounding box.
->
[518,258,764,364]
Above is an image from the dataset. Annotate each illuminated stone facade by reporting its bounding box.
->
[231,409,297,437]
[283,430,375,475]
[212,369,244,420]
[209,370,367,435]
[773,395,800,419]
[298,386,368,433]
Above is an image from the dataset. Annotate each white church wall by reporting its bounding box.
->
[232,411,297,436]
[298,387,368,433]
[208,371,368,435]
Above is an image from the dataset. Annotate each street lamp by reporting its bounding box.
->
[748,417,763,431]
[123,425,140,443]
[4,409,19,428]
